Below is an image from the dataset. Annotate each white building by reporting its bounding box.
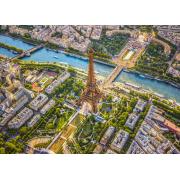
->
[110,130,129,153]
[125,113,140,130]
[168,67,180,78]
[134,99,147,112]
[40,99,56,115]
[0,113,15,127]
[105,149,117,154]
[8,107,33,129]
[45,72,70,94]
[100,126,115,146]
[127,140,145,154]
[27,114,41,127]
[12,95,29,113]
[29,93,48,111]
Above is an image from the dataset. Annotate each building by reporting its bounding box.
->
[135,128,157,154]
[105,149,117,154]
[0,112,15,127]
[110,130,129,153]
[94,115,105,123]
[45,79,61,94]
[127,140,145,154]
[14,88,25,100]
[134,99,147,112]
[59,71,70,83]
[14,87,34,100]
[93,144,104,154]
[90,26,102,40]
[29,93,48,111]
[125,113,140,130]
[0,98,11,110]
[8,107,33,129]
[164,120,180,136]
[134,121,180,154]
[168,67,180,78]
[45,72,70,94]
[12,95,29,113]
[40,99,56,115]
[27,114,41,127]
[156,140,178,154]
[23,88,35,99]
[145,105,180,135]
[157,26,180,46]
[100,126,115,146]
[0,93,5,102]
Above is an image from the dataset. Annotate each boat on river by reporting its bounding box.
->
[53,56,58,59]
[139,74,145,78]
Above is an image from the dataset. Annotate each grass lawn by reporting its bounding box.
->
[91,32,129,59]
[135,42,168,76]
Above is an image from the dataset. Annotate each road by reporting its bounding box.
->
[167,48,179,67]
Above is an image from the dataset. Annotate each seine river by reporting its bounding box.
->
[0,34,179,103]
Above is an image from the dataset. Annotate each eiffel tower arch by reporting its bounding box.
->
[77,49,102,113]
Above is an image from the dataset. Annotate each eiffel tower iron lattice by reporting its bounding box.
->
[77,49,102,113]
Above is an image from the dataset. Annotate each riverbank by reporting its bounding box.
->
[114,80,180,106]
[62,51,116,67]
[3,32,42,46]
[116,70,180,103]
[2,32,115,66]
[65,47,113,64]
[0,42,23,53]
[126,69,180,89]
[0,54,7,59]
[17,59,87,76]
[17,60,105,83]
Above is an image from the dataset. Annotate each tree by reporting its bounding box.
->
[46,123,54,130]
[0,147,5,154]
[19,127,28,135]
[5,142,16,151]
[73,86,80,95]
[129,98,137,108]
[88,115,95,122]
[24,33,31,38]
[127,106,133,113]
[67,66,76,74]
[0,133,3,138]
[106,95,113,102]
[55,108,61,117]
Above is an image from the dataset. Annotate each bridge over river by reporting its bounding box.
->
[103,65,123,88]
[10,44,44,61]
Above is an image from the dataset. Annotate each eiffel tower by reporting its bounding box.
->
[77,49,102,113]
